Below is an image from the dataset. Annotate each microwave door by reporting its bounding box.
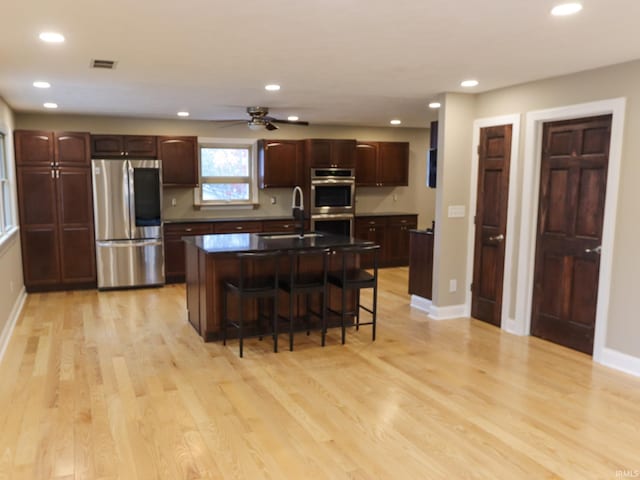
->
[128,159,162,239]
[92,159,131,241]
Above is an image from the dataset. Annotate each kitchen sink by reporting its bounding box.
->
[257,232,324,240]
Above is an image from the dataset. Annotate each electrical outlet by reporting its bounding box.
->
[270,196,276,205]
[449,279,457,293]
[171,197,177,207]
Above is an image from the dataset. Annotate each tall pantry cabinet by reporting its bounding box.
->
[14,130,96,291]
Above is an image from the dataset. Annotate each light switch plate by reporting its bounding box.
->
[448,205,466,218]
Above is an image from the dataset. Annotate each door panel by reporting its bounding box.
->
[22,228,60,286]
[55,132,91,166]
[59,227,96,283]
[531,114,612,355]
[58,168,94,225]
[14,131,53,166]
[17,168,57,225]
[92,159,130,240]
[471,125,512,326]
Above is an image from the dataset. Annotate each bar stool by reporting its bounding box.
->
[327,244,380,344]
[278,248,330,351]
[222,251,280,357]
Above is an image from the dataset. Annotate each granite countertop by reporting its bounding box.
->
[164,216,295,224]
[183,232,374,254]
[355,212,418,217]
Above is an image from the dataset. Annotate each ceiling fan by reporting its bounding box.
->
[234,106,310,131]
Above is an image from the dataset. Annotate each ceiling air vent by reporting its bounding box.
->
[90,59,117,69]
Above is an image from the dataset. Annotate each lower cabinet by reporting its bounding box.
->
[354,215,417,268]
[164,223,214,283]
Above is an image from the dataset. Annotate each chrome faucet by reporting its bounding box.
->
[291,185,305,237]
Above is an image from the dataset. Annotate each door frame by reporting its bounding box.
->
[515,98,626,363]
[464,114,521,332]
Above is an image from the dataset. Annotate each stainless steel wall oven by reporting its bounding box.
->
[310,168,355,215]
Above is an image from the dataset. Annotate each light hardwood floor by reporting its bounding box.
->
[0,267,639,479]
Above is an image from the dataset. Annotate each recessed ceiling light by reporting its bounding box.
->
[39,32,65,43]
[428,102,441,109]
[43,102,58,109]
[461,79,479,88]
[177,111,189,117]
[551,3,583,16]
[287,115,299,121]
[390,119,402,125]
[33,81,51,89]
[265,84,281,91]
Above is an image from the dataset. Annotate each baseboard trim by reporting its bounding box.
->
[410,295,432,314]
[502,317,526,336]
[0,287,26,364]
[598,347,640,378]
[428,304,466,321]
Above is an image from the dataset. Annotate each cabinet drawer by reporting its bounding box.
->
[389,215,418,227]
[214,221,263,233]
[262,219,309,233]
[356,217,388,228]
[164,223,213,237]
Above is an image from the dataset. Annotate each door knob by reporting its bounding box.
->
[489,234,504,242]
[585,245,602,254]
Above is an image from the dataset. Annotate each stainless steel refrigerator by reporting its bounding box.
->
[92,158,165,289]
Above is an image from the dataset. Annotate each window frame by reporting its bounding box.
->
[194,138,259,208]
[0,129,18,248]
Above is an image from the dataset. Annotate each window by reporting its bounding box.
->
[0,132,15,237]
[196,139,258,207]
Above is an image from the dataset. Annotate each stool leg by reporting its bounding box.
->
[273,294,279,353]
[341,286,347,345]
[372,283,377,341]
[356,290,361,330]
[239,298,244,358]
[222,290,228,346]
[289,290,295,351]
[321,287,327,347]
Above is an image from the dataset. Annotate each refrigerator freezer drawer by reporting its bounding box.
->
[96,240,165,289]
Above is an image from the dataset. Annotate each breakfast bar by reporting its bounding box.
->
[183,232,374,341]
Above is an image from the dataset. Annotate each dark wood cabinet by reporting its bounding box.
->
[164,223,214,283]
[15,131,96,291]
[157,136,198,187]
[214,220,263,234]
[354,214,417,268]
[409,231,434,300]
[356,141,409,186]
[306,139,356,168]
[91,134,157,158]
[262,219,309,233]
[258,139,304,188]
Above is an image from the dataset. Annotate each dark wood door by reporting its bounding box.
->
[378,142,409,186]
[531,115,612,355]
[124,135,157,158]
[56,167,96,284]
[330,140,356,167]
[409,231,434,299]
[14,131,53,166]
[91,135,125,157]
[355,218,386,268]
[355,142,378,186]
[306,139,332,167]
[16,167,61,286]
[157,136,198,186]
[258,140,303,188]
[54,132,91,166]
[471,125,512,326]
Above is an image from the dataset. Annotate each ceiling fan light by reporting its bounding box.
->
[247,122,264,131]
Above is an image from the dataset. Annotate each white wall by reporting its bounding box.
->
[0,97,25,360]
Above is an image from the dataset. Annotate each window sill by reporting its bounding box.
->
[0,226,19,257]
[194,204,258,211]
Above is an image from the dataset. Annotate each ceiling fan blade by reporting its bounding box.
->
[265,121,279,131]
[269,118,310,126]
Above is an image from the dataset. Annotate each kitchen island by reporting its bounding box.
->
[183,232,374,341]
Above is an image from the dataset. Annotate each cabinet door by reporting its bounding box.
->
[56,167,96,284]
[14,131,53,166]
[214,221,263,233]
[386,216,417,266]
[55,132,91,167]
[306,139,332,167]
[17,167,61,287]
[331,140,356,167]
[378,142,409,186]
[158,136,198,187]
[259,140,303,188]
[91,135,125,157]
[124,135,157,158]
[164,223,213,281]
[355,142,378,186]
[355,217,386,268]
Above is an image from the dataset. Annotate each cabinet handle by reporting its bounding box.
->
[56,170,59,179]
[51,170,55,178]
[283,224,290,228]
[185,228,193,232]
[235,226,243,230]
[120,152,125,156]
[50,162,55,167]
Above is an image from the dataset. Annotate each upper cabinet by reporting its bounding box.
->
[258,139,304,188]
[15,130,91,167]
[157,136,198,187]
[91,134,157,158]
[356,141,409,187]
[306,139,356,168]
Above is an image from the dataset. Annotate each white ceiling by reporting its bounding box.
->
[2,0,640,128]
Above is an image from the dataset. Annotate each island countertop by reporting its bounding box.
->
[183,232,373,255]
